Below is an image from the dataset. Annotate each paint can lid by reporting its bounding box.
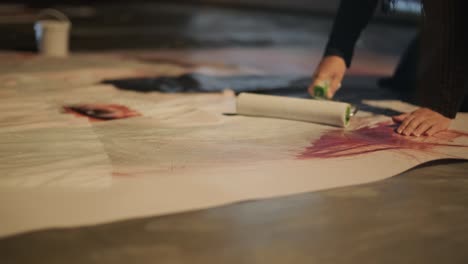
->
[35,19,71,30]
[34,9,71,30]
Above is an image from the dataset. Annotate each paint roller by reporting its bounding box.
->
[236,93,355,127]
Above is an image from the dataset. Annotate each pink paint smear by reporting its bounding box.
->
[298,121,468,159]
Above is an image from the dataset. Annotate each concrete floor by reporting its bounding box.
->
[2,160,468,264]
[1,2,467,263]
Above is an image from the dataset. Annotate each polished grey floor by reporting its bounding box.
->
[2,160,468,264]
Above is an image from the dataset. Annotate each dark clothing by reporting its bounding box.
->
[324,0,467,118]
[324,0,378,68]
[385,35,419,93]
[416,0,467,118]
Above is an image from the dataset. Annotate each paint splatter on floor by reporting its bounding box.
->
[63,104,141,122]
[298,121,468,159]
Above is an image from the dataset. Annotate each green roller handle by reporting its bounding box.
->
[313,80,330,99]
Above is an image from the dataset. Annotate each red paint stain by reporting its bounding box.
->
[298,121,468,159]
[63,104,141,122]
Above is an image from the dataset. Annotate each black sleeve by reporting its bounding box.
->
[324,0,379,68]
[416,0,468,118]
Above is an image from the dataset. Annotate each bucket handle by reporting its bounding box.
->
[37,8,70,23]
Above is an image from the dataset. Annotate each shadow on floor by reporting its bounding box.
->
[102,73,409,117]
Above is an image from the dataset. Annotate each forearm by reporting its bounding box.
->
[324,0,379,67]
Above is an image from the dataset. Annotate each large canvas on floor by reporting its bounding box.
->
[1,53,467,238]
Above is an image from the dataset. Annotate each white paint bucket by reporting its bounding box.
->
[34,9,71,57]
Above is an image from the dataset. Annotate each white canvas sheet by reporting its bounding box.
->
[1,54,467,238]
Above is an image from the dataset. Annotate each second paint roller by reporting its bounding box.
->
[236,93,353,127]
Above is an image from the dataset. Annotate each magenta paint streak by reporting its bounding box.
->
[298,121,468,159]
[63,104,141,122]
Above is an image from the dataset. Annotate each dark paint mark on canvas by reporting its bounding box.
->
[63,104,141,122]
[103,73,311,95]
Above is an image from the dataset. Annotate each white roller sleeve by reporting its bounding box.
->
[236,93,351,127]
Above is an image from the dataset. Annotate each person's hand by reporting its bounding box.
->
[392,108,452,137]
[308,55,346,99]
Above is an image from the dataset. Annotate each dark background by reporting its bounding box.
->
[0,1,418,51]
